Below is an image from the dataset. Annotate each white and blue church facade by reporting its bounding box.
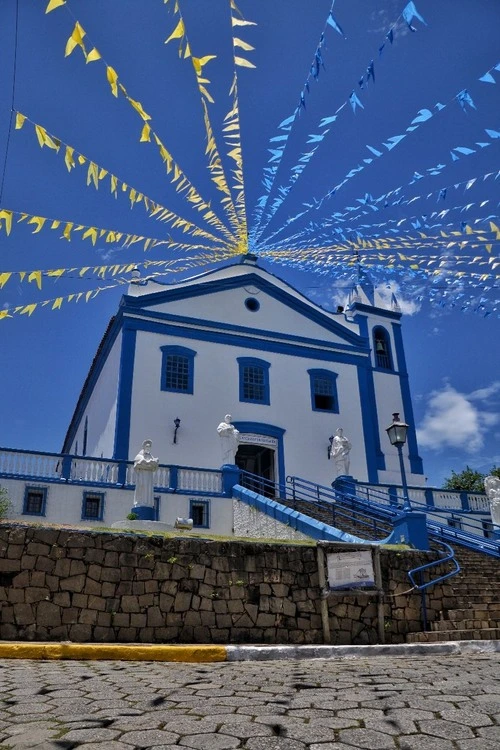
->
[62,254,425,494]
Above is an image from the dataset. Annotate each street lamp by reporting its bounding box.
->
[386,412,411,512]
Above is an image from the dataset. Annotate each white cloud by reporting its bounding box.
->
[374,281,421,316]
[417,382,500,453]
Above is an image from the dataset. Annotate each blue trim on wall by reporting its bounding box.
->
[237,357,271,405]
[307,369,339,414]
[350,302,402,320]
[356,365,381,483]
[121,306,368,355]
[122,316,368,367]
[354,315,386,473]
[22,485,48,517]
[190,498,211,528]
[232,421,286,487]
[121,272,366,347]
[113,326,137,466]
[160,344,197,395]
[81,490,105,521]
[391,322,424,476]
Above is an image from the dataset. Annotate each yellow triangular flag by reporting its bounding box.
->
[28,271,42,290]
[0,210,13,235]
[234,56,256,68]
[46,0,65,12]
[15,112,26,130]
[0,273,12,290]
[106,66,119,97]
[65,22,86,57]
[86,47,101,63]
[52,298,63,310]
[140,123,151,142]
[165,18,185,44]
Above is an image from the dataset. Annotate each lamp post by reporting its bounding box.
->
[386,412,411,512]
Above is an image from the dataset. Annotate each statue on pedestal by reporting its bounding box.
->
[133,439,159,508]
[484,475,500,529]
[217,414,240,465]
[331,428,352,477]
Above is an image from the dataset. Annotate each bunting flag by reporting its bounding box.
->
[250,2,427,248]
[222,0,257,245]
[479,61,500,84]
[52,16,236,244]
[0,206,231,255]
[0,248,242,322]
[163,1,242,241]
[13,112,230,247]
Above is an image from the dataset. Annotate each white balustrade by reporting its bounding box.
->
[154,466,171,489]
[468,494,490,512]
[69,458,119,484]
[432,491,463,509]
[0,449,62,479]
[178,469,222,493]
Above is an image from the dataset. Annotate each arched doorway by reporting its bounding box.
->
[235,442,275,497]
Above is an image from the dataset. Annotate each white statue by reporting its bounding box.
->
[217,414,240,465]
[331,428,352,477]
[133,439,159,507]
[484,475,500,529]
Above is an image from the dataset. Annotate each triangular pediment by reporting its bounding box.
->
[121,266,366,349]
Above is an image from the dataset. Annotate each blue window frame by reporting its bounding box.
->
[154,495,161,522]
[160,345,196,394]
[23,486,47,516]
[81,491,105,521]
[373,326,393,371]
[237,357,270,405]
[190,498,210,528]
[308,369,339,413]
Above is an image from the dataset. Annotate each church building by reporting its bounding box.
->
[62,254,425,492]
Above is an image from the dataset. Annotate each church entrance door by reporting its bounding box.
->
[235,444,275,498]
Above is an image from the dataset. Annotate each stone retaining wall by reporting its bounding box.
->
[0,523,450,644]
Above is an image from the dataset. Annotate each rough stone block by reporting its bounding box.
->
[93,626,115,642]
[53,591,71,608]
[138,593,155,608]
[130,613,147,628]
[116,581,133,597]
[53,559,72,578]
[21,555,36,570]
[7,544,24,559]
[97,612,112,627]
[145,580,159,593]
[62,608,79,625]
[14,602,35,625]
[160,580,178,596]
[25,587,50,604]
[147,606,165,627]
[69,623,92,641]
[7,589,24,603]
[160,593,174,612]
[121,595,140,613]
[1,559,22,574]
[256,613,276,628]
[72,593,88,608]
[174,592,192,612]
[112,613,130,627]
[117,627,137,642]
[83,578,102,597]
[26,542,50,556]
[101,567,121,583]
[60,574,86,593]
[79,609,97,625]
[88,595,106,611]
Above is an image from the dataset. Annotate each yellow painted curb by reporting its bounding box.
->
[0,642,227,663]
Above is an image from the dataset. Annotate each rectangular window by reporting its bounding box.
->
[243,366,265,402]
[313,376,335,411]
[238,357,270,405]
[23,487,47,516]
[166,354,189,391]
[308,369,339,413]
[190,499,210,528]
[82,492,104,521]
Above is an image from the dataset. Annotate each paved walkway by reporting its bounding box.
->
[1,654,500,749]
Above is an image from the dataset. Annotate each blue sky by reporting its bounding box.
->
[0,0,498,487]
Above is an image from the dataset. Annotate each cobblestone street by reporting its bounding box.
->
[1,654,500,749]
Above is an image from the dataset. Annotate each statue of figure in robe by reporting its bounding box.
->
[217,414,240,465]
[133,439,159,508]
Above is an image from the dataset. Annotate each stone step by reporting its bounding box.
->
[431,618,500,632]
[447,607,500,621]
[407,628,500,643]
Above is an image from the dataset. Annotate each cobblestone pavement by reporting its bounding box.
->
[2,654,500,749]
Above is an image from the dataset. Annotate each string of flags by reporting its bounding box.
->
[46,3,236,244]
[13,112,233,247]
[257,62,499,248]
[250,2,428,247]
[163,0,242,238]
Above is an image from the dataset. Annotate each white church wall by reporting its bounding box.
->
[1,476,234,534]
[70,332,122,459]
[148,285,358,346]
[126,328,369,487]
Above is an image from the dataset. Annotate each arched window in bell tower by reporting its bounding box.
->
[373,327,393,370]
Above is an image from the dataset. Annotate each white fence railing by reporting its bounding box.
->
[178,469,222,494]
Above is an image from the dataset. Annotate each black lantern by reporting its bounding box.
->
[173,417,181,444]
[386,412,411,512]
[386,412,409,447]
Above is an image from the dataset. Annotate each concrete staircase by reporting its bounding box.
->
[407,546,500,643]
[280,493,500,644]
